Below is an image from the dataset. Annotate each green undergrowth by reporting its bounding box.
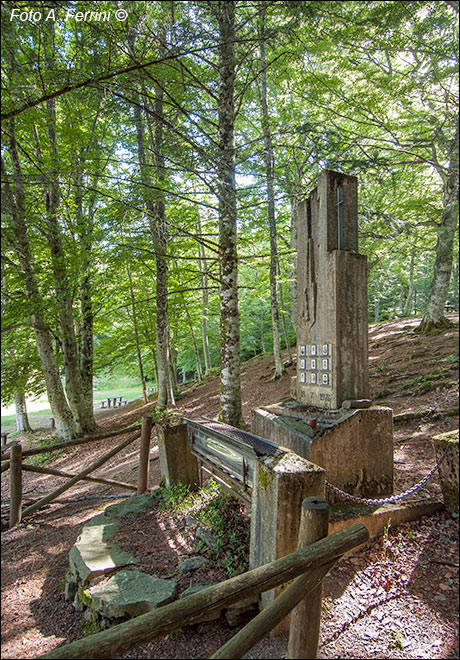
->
[158,480,250,577]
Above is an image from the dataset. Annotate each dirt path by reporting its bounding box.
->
[1,316,458,659]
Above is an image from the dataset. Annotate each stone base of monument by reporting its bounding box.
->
[251,400,394,503]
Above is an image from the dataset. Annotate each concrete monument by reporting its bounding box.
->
[252,170,394,502]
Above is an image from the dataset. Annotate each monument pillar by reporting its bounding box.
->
[296,170,368,409]
[251,169,393,502]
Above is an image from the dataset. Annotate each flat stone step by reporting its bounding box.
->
[77,514,121,544]
[69,541,139,583]
[103,494,156,518]
[89,569,177,619]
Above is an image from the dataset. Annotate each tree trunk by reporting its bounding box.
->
[2,128,76,441]
[260,300,266,354]
[217,0,243,427]
[133,79,172,409]
[14,391,33,433]
[45,96,88,434]
[403,252,415,317]
[173,258,203,382]
[418,123,459,332]
[259,4,285,379]
[127,265,149,403]
[285,163,300,327]
[198,233,212,374]
[278,261,293,365]
[75,166,96,432]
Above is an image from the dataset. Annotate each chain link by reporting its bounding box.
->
[326,446,451,506]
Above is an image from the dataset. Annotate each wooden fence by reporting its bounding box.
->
[38,501,369,659]
[1,415,154,528]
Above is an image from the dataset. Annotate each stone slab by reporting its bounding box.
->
[89,570,177,619]
[69,541,139,583]
[103,494,156,518]
[77,515,121,544]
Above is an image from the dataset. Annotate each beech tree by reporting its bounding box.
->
[2,0,458,435]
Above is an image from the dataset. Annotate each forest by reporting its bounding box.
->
[1,0,458,440]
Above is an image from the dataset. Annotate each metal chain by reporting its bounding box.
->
[326,446,451,505]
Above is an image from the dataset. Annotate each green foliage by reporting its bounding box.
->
[1,0,458,414]
[158,479,250,576]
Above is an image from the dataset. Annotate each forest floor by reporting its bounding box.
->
[1,314,458,659]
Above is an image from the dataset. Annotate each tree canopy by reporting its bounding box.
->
[1,0,458,434]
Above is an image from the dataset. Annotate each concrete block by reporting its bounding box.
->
[157,418,199,487]
[433,429,459,514]
[252,404,393,501]
[329,498,444,550]
[249,450,325,630]
[312,407,393,501]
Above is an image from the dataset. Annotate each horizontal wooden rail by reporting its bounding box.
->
[1,460,10,473]
[39,522,369,659]
[21,464,137,491]
[211,560,335,659]
[19,425,142,458]
[21,430,141,519]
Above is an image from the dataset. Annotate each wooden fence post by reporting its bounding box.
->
[9,442,22,528]
[287,497,329,659]
[137,415,153,494]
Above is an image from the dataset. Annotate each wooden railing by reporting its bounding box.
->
[1,416,154,527]
[38,505,369,660]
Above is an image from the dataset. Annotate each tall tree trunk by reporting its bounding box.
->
[14,391,33,433]
[285,162,300,327]
[174,259,203,382]
[278,264,293,365]
[258,3,285,379]
[44,97,87,434]
[217,0,243,427]
[133,80,172,409]
[418,123,459,331]
[260,300,266,354]
[75,167,96,432]
[127,265,149,403]
[403,252,415,317]
[198,229,212,374]
[2,132,76,441]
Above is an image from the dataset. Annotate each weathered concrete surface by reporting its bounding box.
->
[69,542,139,583]
[433,429,459,514]
[329,498,444,550]
[157,418,199,487]
[311,406,393,501]
[89,570,177,619]
[252,404,393,501]
[249,450,325,631]
[251,407,318,459]
[103,494,156,518]
[295,171,369,409]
